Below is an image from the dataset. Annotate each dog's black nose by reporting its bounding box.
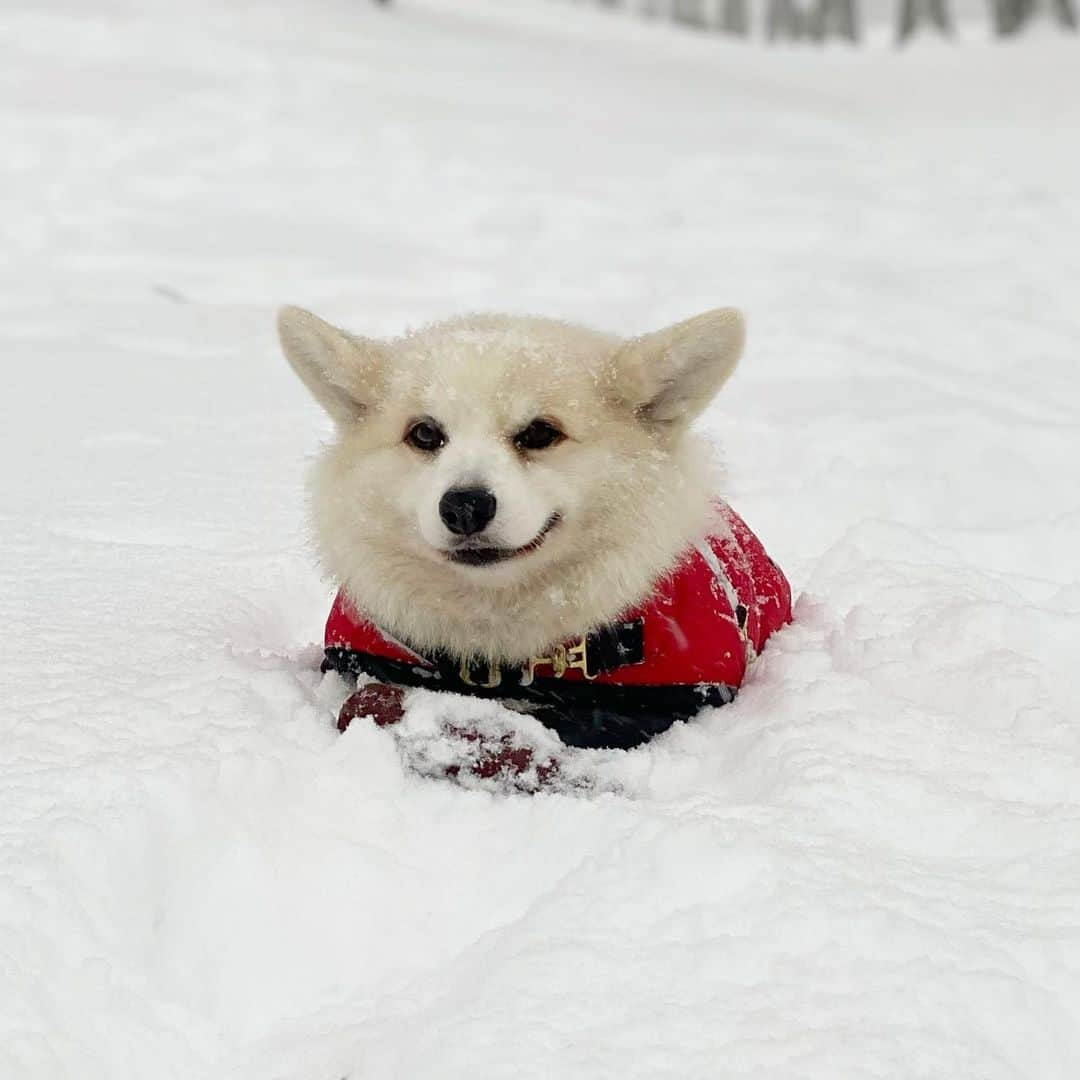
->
[439,487,497,536]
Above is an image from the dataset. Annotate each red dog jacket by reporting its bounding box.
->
[323,501,791,748]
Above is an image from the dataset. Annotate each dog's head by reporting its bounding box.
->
[278,306,744,657]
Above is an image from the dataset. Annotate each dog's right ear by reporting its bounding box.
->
[277,306,388,426]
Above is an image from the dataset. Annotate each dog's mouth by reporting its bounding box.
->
[445,513,562,568]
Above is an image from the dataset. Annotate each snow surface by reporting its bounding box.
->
[4,1,1080,1077]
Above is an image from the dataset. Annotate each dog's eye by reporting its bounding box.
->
[514,419,564,452]
[404,418,446,453]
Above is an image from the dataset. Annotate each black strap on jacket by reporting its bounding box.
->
[322,617,735,749]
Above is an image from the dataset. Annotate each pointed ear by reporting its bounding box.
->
[607,308,745,429]
[276,305,389,426]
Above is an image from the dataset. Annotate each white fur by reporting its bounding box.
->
[278,306,745,664]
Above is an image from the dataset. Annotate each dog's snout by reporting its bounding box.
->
[439,487,497,537]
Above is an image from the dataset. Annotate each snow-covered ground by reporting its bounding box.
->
[4,1,1080,1076]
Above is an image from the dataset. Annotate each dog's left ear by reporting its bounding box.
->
[607,308,745,429]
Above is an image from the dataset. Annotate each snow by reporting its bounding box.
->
[3,0,1080,1076]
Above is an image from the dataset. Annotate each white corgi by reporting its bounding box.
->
[277,305,745,666]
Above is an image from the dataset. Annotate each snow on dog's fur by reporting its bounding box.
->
[277,306,745,664]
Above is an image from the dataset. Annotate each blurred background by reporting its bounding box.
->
[548,0,1073,40]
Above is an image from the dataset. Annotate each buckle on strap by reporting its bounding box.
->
[521,637,597,687]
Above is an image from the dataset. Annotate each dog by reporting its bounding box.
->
[277,305,746,675]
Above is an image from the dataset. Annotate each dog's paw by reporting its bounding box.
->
[335,681,619,795]
[390,699,573,794]
[337,682,406,732]
[332,679,627,796]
